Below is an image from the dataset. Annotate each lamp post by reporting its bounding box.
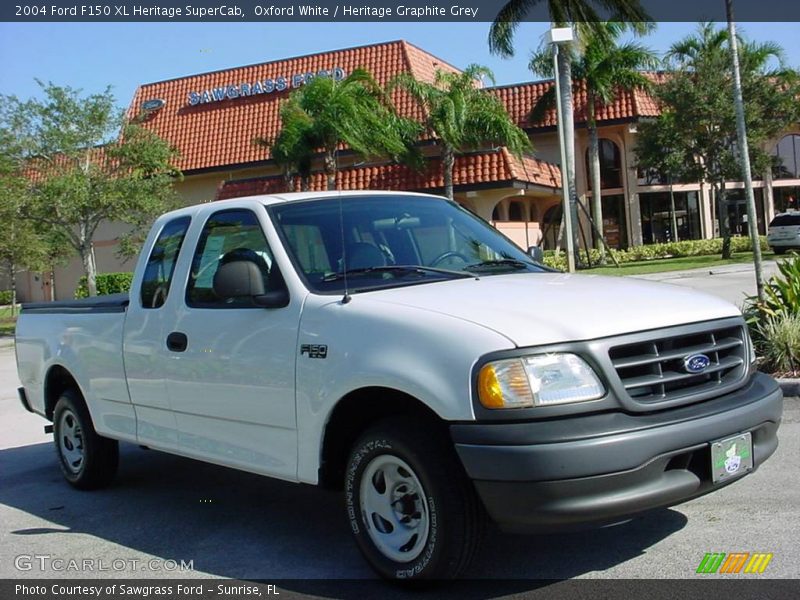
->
[547,26,578,273]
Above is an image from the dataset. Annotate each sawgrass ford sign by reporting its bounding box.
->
[188,67,346,105]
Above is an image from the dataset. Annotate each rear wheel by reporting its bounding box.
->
[53,389,119,489]
[772,247,787,255]
[344,418,484,580]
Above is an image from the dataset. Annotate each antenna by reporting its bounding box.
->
[338,193,351,304]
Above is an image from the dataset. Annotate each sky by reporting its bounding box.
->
[1,21,799,110]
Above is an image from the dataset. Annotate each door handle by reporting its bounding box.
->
[166,331,188,352]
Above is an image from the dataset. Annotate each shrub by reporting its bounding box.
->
[541,236,768,272]
[755,313,800,377]
[74,273,134,298]
[744,255,800,373]
[0,290,12,305]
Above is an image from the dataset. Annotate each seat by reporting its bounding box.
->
[344,242,387,270]
[214,247,271,296]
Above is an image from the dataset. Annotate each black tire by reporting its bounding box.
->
[344,418,484,580]
[53,389,119,490]
[772,247,787,255]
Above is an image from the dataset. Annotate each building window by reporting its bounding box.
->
[773,134,800,179]
[586,139,622,190]
[773,186,799,212]
[508,200,526,222]
[724,189,767,236]
[639,192,702,244]
[541,204,562,250]
[600,194,628,249]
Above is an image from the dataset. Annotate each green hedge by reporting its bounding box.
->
[0,290,12,305]
[542,236,769,271]
[75,273,134,298]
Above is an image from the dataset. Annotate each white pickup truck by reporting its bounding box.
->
[16,191,783,580]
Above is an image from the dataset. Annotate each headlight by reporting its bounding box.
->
[478,353,605,409]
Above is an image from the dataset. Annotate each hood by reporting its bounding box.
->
[363,272,742,347]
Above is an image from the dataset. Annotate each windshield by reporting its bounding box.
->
[268,195,546,293]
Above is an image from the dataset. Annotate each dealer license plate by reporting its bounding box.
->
[711,432,753,483]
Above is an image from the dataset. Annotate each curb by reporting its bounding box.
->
[777,379,800,398]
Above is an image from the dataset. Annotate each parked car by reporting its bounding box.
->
[767,210,800,254]
[15,192,783,580]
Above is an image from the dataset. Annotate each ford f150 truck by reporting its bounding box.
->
[16,191,783,580]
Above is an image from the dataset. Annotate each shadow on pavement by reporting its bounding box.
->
[0,440,688,590]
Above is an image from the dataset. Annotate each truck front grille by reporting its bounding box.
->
[608,324,747,405]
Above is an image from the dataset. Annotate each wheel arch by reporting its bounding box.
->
[44,364,85,421]
[318,386,448,489]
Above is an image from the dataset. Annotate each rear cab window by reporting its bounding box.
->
[140,216,191,309]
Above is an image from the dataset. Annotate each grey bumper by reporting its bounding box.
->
[451,373,783,533]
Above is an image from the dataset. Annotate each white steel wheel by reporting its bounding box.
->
[359,454,430,563]
[345,418,485,580]
[57,408,85,475]
[52,389,119,490]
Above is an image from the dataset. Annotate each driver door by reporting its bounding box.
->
[164,208,300,480]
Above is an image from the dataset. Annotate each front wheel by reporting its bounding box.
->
[53,389,119,489]
[345,419,484,580]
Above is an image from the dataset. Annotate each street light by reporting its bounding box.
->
[547,26,577,273]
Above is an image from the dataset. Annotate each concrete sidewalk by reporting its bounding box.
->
[630,259,779,282]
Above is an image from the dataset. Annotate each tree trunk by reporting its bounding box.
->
[587,115,605,259]
[80,243,98,297]
[442,145,455,201]
[324,150,337,191]
[669,176,679,242]
[558,50,581,267]
[717,182,733,259]
[301,177,310,192]
[10,263,17,317]
[284,170,295,192]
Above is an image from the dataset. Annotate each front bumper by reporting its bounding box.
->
[451,373,783,533]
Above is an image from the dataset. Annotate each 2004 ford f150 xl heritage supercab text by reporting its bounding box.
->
[16,192,783,579]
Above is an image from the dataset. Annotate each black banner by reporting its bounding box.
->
[2,0,800,22]
[3,580,799,600]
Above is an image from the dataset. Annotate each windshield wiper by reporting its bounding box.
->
[463,258,534,272]
[322,265,474,282]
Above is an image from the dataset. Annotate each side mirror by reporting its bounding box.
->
[527,246,544,263]
[213,260,289,308]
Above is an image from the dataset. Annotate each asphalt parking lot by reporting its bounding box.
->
[1,338,798,583]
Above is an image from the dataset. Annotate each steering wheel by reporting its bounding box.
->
[430,251,470,268]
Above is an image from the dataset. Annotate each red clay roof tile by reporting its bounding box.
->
[127,40,660,178]
[215,150,561,200]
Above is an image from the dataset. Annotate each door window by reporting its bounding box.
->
[186,209,280,308]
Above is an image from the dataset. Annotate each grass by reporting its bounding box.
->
[579,251,776,276]
[0,305,18,338]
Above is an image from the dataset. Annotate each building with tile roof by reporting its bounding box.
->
[16,40,800,301]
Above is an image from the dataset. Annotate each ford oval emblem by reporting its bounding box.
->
[141,98,166,112]
[684,353,711,374]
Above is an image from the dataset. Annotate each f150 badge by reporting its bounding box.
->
[301,344,328,359]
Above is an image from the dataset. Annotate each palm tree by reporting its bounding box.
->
[279,69,415,191]
[665,22,789,258]
[392,65,531,201]
[261,97,314,192]
[489,0,651,263]
[530,22,658,257]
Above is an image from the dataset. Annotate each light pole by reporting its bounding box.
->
[548,26,578,273]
